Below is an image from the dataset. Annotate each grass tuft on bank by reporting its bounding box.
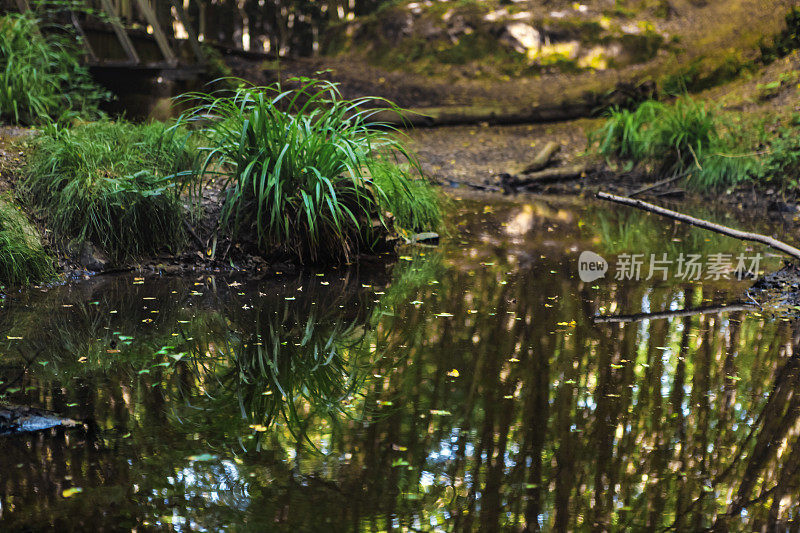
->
[21,120,196,260]
[0,197,54,286]
[177,78,441,262]
[594,96,800,190]
[0,12,109,125]
[593,97,762,189]
[368,160,442,235]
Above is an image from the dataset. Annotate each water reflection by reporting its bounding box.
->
[1,195,800,531]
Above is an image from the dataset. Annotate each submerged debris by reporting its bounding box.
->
[747,263,800,315]
[0,404,79,435]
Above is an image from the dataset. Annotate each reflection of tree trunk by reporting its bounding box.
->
[671,310,692,531]
[591,322,618,531]
[552,332,580,532]
[609,310,641,528]
[643,318,669,528]
[477,295,511,532]
[765,435,800,530]
[690,320,713,530]
[713,352,800,527]
[522,334,551,531]
[483,394,515,532]
[713,314,741,470]
[450,299,488,531]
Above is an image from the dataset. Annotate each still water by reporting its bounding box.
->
[0,194,799,531]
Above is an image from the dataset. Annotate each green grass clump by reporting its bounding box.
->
[593,96,759,188]
[368,160,442,234]
[0,12,109,125]
[178,78,441,262]
[755,116,800,188]
[0,198,54,286]
[21,120,195,260]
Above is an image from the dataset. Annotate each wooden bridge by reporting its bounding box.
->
[4,0,282,116]
[10,0,207,77]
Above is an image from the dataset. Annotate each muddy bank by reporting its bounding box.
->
[405,119,800,223]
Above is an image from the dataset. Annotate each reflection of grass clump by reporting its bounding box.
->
[0,197,54,286]
[0,12,109,124]
[228,310,368,443]
[170,288,378,449]
[21,120,196,260]
[178,78,440,262]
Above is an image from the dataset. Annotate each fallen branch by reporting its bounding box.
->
[183,220,206,251]
[596,191,800,261]
[522,141,561,174]
[629,170,688,197]
[369,103,594,128]
[505,164,589,190]
[593,303,754,324]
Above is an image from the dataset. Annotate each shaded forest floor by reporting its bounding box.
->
[227,0,795,114]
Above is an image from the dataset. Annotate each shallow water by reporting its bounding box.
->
[1,193,799,531]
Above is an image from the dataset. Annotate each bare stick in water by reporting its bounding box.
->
[596,191,800,261]
[593,303,755,324]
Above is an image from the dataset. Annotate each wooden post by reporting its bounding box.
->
[70,11,99,63]
[171,0,205,62]
[100,0,141,64]
[133,0,178,65]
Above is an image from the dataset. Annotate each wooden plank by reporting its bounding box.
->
[133,0,177,65]
[70,11,99,63]
[99,0,141,64]
[171,0,204,62]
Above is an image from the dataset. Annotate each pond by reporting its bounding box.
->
[0,192,798,531]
